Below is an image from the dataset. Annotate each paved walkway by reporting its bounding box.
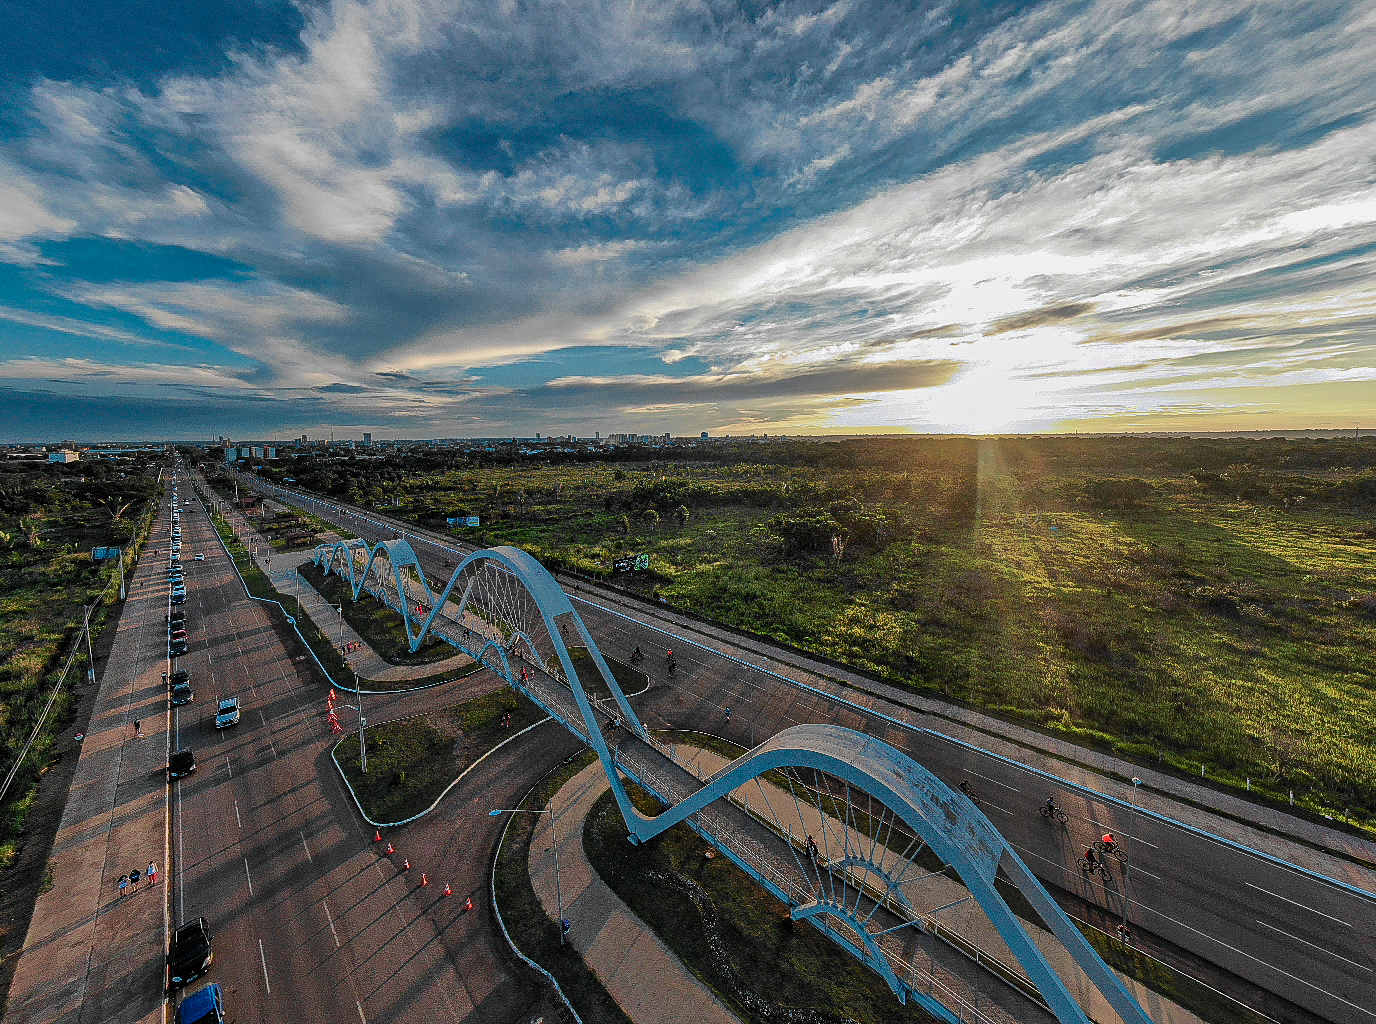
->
[207,500,473,685]
[8,504,173,1024]
[528,762,741,1024]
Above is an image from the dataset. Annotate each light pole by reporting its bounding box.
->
[1124,777,1142,933]
[338,604,344,644]
[489,806,567,943]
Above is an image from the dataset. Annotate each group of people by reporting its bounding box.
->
[342,641,363,654]
[116,862,157,896]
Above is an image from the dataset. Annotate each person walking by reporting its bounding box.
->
[118,874,129,897]
[129,867,140,891]
[148,861,158,886]
[133,720,141,739]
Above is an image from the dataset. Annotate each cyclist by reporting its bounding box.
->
[1081,848,1099,872]
[1045,796,1058,815]
[631,645,644,662]
[958,781,974,797]
[1101,833,1119,855]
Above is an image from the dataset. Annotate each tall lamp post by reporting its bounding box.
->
[488,806,567,943]
[1123,777,1142,933]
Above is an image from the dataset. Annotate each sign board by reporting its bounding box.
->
[465,515,480,527]
[447,516,481,527]
[614,553,651,572]
[446,517,460,526]
[91,546,120,560]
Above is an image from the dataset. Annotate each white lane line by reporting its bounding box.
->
[234,801,242,830]
[1246,882,1353,927]
[258,709,278,756]
[1124,863,1161,880]
[243,857,254,896]
[259,938,271,994]
[1255,919,1372,972]
[964,769,1021,794]
[324,901,340,947]
[225,754,231,778]
[356,1001,368,1024]
[1087,818,1158,848]
[980,801,1013,816]
[301,834,313,864]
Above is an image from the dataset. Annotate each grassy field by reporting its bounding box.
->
[250,436,1376,826]
[334,688,545,822]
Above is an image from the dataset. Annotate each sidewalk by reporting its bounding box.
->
[528,762,742,1024]
[205,494,473,685]
[7,513,171,1024]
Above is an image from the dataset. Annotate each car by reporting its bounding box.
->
[214,696,240,729]
[175,983,224,1024]
[170,681,192,703]
[171,594,186,605]
[194,553,204,561]
[167,919,214,987]
[168,748,196,779]
[170,641,189,659]
[169,630,189,644]
[169,669,191,687]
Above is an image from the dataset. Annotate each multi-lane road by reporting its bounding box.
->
[232,470,1376,1024]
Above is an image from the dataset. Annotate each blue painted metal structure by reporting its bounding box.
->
[316,538,1155,1024]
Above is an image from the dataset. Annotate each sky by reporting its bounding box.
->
[2,0,1375,441]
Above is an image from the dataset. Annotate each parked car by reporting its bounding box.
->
[214,696,240,729]
[171,594,186,605]
[170,680,192,703]
[168,748,196,779]
[169,669,191,688]
[194,553,205,561]
[175,983,224,1024]
[170,640,189,658]
[168,918,214,987]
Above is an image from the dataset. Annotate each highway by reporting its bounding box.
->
[164,474,566,1024]
[239,472,1376,1024]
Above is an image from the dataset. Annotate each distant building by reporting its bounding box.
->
[701,431,709,439]
[363,433,372,444]
[48,450,80,463]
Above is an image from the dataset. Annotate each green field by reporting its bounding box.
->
[248,436,1376,826]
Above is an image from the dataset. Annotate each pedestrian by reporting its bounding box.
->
[1116,923,1133,944]
[724,707,730,722]
[133,720,141,739]
[148,861,158,886]
[129,867,140,891]
[118,874,129,897]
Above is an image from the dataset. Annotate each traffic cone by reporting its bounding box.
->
[374,830,382,842]
[442,882,452,897]
[463,896,473,912]
[402,858,411,872]
[386,842,395,854]
[421,873,428,887]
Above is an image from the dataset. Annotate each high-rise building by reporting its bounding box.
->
[363,432,372,444]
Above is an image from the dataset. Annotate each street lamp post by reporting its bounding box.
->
[489,806,566,943]
[1124,777,1142,932]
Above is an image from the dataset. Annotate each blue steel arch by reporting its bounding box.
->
[316,540,1154,1024]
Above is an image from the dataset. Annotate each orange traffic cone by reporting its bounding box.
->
[374,830,382,842]
[442,882,452,897]
[421,873,428,887]
[386,842,395,854]
[464,895,473,912]
[402,858,411,872]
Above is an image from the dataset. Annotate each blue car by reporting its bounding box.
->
[175,983,224,1024]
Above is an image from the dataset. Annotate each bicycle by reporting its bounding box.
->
[1080,857,1111,881]
[957,781,981,807]
[1039,803,1069,823]
[1094,840,1128,863]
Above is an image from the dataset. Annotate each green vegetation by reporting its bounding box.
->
[0,458,161,869]
[248,436,1376,826]
[567,646,648,698]
[493,750,634,1024]
[584,781,940,1023]
[297,560,457,665]
[334,688,546,822]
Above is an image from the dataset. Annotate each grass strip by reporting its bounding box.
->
[334,689,545,823]
[297,559,457,666]
[494,750,634,1024]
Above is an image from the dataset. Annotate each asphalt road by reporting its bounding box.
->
[164,475,565,1024]
[249,475,1376,1024]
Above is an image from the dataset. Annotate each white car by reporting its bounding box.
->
[215,696,241,728]
[194,553,205,561]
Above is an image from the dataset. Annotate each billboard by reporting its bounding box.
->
[91,546,121,560]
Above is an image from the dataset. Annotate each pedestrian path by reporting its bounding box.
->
[528,762,742,1024]
[7,510,172,1024]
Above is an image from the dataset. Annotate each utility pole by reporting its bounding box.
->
[117,548,126,600]
[83,603,96,684]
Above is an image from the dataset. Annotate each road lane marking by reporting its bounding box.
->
[964,769,1021,794]
[259,939,271,994]
[324,901,340,947]
[301,833,313,864]
[1255,919,1372,972]
[1246,882,1353,927]
[356,1001,368,1024]
[244,857,253,896]
[1087,818,1158,847]
[225,755,231,778]
[234,801,241,830]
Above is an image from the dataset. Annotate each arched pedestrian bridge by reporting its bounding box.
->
[315,538,1156,1024]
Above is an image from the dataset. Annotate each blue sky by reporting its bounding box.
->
[2,0,1375,440]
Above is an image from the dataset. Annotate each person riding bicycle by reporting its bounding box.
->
[1101,833,1119,854]
[1045,796,1058,814]
[958,781,973,797]
[631,645,644,662]
[1082,848,1099,870]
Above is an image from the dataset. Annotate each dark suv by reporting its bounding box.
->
[168,748,196,780]
[168,917,213,986]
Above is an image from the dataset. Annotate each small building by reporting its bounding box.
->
[48,450,80,463]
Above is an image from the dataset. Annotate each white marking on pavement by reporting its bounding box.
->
[980,801,1013,816]
[234,801,241,830]
[964,769,1021,793]
[244,857,253,896]
[1087,818,1157,847]
[1245,882,1352,927]
[301,833,313,864]
[324,901,340,947]
[225,755,231,778]
[356,1000,368,1024]
[1255,919,1372,971]
[259,939,271,994]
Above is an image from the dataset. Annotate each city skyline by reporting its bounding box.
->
[3,2,1376,441]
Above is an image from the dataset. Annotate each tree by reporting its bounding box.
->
[643,508,660,530]
[676,504,690,527]
[621,514,631,536]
